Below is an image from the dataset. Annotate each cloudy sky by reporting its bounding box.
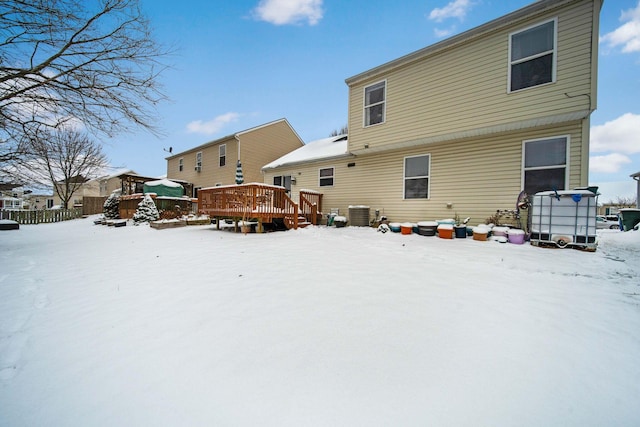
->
[106,0,640,201]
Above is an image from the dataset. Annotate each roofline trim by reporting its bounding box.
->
[345,0,578,86]
[166,118,302,160]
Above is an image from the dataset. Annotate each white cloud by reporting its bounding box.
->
[589,153,632,173]
[428,0,474,23]
[253,0,323,26]
[186,112,240,135]
[590,180,637,202]
[600,1,640,53]
[434,26,456,38]
[590,112,640,154]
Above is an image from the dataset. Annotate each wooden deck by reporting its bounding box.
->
[198,183,322,230]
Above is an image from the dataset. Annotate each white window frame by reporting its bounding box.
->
[195,152,202,170]
[219,144,226,167]
[403,154,431,200]
[319,167,335,187]
[363,80,386,127]
[508,18,557,93]
[521,135,570,194]
[179,157,184,172]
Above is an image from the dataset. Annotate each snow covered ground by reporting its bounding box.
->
[1,217,639,426]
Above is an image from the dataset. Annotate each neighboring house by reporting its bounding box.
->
[99,169,136,196]
[0,195,23,210]
[0,183,25,209]
[52,169,137,210]
[23,193,55,210]
[52,175,93,208]
[166,119,304,197]
[264,0,602,225]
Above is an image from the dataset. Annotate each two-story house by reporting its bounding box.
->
[166,118,304,197]
[263,0,602,225]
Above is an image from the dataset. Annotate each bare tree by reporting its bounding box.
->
[329,125,348,137]
[606,196,637,210]
[29,129,109,209]
[0,0,169,176]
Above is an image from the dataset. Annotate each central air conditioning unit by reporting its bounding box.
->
[195,166,201,172]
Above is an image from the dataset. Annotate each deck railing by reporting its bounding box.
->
[299,190,323,225]
[198,183,319,229]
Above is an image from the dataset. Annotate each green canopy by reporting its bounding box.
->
[143,179,184,198]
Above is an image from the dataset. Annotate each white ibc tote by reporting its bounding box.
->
[530,189,598,251]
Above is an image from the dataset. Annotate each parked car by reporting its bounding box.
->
[596,215,619,229]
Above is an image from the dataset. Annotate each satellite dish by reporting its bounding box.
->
[163,146,173,153]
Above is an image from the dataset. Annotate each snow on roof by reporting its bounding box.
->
[262,135,350,170]
[144,179,183,188]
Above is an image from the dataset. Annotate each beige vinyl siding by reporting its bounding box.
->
[239,120,304,184]
[166,119,303,191]
[347,0,595,152]
[268,122,583,225]
[167,136,238,190]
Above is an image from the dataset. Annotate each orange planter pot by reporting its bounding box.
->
[437,224,454,239]
[473,226,489,241]
[400,223,413,235]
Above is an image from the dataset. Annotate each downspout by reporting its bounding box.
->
[235,134,241,161]
[633,173,640,208]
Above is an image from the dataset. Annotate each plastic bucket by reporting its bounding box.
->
[389,222,401,233]
[473,226,489,241]
[454,225,467,238]
[492,226,509,237]
[508,229,526,244]
[438,224,454,239]
[417,221,438,236]
[400,223,413,235]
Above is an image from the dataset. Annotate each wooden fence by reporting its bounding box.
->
[0,208,84,224]
[82,196,108,215]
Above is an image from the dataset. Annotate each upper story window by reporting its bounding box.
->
[523,136,568,195]
[509,19,556,92]
[195,152,202,171]
[404,154,430,199]
[219,144,226,167]
[364,80,386,126]
[179,158,184,172]
[319,167,334,187]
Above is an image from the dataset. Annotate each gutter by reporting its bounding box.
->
[261,153,356,172]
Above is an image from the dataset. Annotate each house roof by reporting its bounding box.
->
[98,168,136,181]
[56,175,89,184]
[345,0,586,85]
[166,118,302,160]
[262,135,351,170]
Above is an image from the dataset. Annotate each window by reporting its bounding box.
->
[523,136,568,195]
[219,144,226,167]
[179,158,184,172]
[364,80,386,126]
[509,19,556,92]
[319,167,334,187]
[404,154,430,199]
[195,152,202,171]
